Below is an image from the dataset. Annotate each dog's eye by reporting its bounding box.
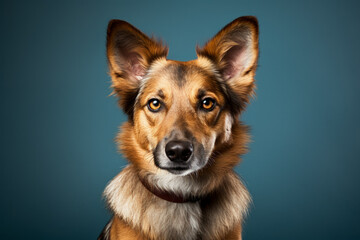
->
[201,98,216,111]
[147,98,162,112]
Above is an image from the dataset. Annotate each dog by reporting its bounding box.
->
[99,16,259,240]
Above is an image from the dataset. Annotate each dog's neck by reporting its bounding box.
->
[104,165,251,239]
[138,175,202,203]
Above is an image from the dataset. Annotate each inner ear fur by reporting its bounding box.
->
[196,16,259,105]
[106,20,168,116]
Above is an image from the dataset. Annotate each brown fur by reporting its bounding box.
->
[100,16,259,240]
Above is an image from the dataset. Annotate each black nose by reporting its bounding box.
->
[165,140,193,162]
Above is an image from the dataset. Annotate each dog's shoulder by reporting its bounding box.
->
[97,219,112,240]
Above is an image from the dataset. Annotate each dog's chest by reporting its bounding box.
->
[138,199,233,240]
[104,167,249,240]
[142,201,202,240]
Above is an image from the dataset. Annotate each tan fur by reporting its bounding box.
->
[110,217,142,240]
[100,16,259,240]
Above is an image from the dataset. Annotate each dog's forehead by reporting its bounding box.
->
[162,63,187,87]
[145,60,219,91]
[136,59,227,108]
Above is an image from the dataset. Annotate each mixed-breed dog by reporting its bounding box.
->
[99,16,259,240]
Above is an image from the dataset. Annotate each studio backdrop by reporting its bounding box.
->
[1,0,360,239]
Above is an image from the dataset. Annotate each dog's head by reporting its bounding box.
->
[106,17,258,179]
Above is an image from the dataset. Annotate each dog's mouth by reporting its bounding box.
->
[158,166,191,175]
[153,145,208,176]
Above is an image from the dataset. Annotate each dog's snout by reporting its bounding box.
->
[165,140,193,162]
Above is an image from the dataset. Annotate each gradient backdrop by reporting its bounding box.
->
[1,0,360,239]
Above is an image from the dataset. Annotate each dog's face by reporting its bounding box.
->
[107,17,258,177]
[134,59,233,175]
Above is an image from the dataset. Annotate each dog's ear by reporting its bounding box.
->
[197,16,259,111]
[106,20,168,116]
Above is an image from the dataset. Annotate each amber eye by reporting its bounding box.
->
[201,98,216,111]
[147,98,161,112]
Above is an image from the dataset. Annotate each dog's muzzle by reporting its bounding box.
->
[153,129,207,175]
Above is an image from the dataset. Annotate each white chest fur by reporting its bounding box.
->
[104,166,250,240]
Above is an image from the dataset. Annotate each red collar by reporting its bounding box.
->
[139,177,202,203]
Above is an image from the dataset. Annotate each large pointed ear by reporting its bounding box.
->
[106,20,168,116]
[196,16,259,109]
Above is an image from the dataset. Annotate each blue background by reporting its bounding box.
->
[1,0,360,239]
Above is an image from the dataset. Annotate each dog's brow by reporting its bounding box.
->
[197,89,207,99]
[157,89,165,99]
